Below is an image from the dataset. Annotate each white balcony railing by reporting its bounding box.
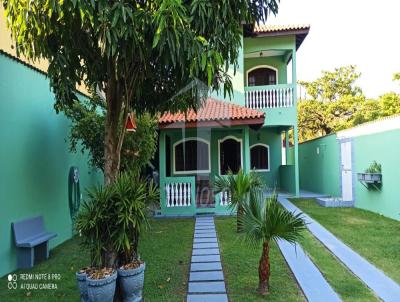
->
[219,191,231,206]
[245,84,295,109]
[165,177,194,207]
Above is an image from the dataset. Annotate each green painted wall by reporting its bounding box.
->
[280,165,296,194]
[249,127,282,188]
[298,134,341,197]
[353,129,400,221]
[0,53,102,276]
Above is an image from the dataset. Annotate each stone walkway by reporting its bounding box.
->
[279,195,400,302]
[187,216,228,302]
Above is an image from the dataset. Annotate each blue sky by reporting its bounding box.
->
[268,0,400,98]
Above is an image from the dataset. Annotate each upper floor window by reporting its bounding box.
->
[250,144,270,171]
[248,67,277,86]
[174,138,210,173]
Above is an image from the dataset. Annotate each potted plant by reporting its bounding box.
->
[75,185,118,302]
[357,161,382,190]
[75,172,159,302]
[113,173,159,302]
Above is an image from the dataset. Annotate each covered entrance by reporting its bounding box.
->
[158,97,265,216]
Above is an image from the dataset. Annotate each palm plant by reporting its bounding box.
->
[214,169,264,232]
[240,191,307,295]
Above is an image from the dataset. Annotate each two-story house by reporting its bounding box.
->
[156,24,310,216]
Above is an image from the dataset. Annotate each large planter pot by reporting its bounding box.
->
[76,271,89,302]
[87,270,117,302]
[117,263,146,302]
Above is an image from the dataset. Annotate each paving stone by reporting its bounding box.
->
[190,271,224,281]
[192,248,220,255]
[194,238,217,243]
[195,226,215,230]
[195,223,215,227]
[187,294,228,302]
[188,281,226,293]
[190,262,222,272]
[194,233,217,238]
[192,255,220,263]
[195,229,216,234]
[193,242,218,249]
[196,220,214,224]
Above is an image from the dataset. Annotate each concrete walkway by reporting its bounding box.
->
[279,195,400,302]
[187,216,228,302]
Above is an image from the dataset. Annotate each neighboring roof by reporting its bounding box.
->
[159,98,265,129]
[244,23,310,50]
[337,114,400,139]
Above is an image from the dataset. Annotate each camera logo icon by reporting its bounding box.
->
[7,274,17,289]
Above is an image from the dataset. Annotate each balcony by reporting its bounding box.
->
[244,84,295,109]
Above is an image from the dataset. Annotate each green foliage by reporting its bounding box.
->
[240,192,307,246]
[298,66,400,141]
[365,161,382,174]
[75,172,159,267]
[393,73,400,83]
[214,169,264,210]
[298,65,362,102]
[214,169,264,231]
[63,97,158,172]
[3,0,279,114]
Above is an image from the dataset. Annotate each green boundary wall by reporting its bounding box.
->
[299,129,400,221]
[298,134,341,197]
[353,129,400,221]
[0,53,102,276]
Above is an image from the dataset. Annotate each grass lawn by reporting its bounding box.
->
[292,198,400,284]
[299,231,378,302]
[0,218,194,302]
[215,217,305,302]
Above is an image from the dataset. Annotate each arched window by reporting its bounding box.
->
[248,66,277,86]
[219,136,242,175]
[174,138,210,173]
[250,144,270,171]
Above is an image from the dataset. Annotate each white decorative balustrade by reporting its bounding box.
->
[165,181,192,207]
[220,191,231,206]
[245,84,295,109]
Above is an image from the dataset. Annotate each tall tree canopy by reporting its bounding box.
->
[298,66,400,141]
[3,0,279,184]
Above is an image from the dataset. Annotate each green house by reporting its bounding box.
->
[156,24,310,216]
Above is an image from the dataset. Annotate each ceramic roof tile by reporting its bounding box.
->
[159,98,264,124]
[253,24,310,33]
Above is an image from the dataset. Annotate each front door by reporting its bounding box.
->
[340,141,353,201]
[196,175,214,208]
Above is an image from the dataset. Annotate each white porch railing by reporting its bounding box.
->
[219,191,231,206]
[165,178,194,207]
[245,84,295,109]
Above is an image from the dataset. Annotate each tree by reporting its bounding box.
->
[3,0,280,266]
[3,0,279,186]
[63,96,158,173]
[298,65,366,141]
[214,169,264,232]
[240,192,306,295]
[299,65,362,102]
[393,72,400,83]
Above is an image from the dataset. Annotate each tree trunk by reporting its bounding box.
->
[258,241,270,295]
[236,205,244,233]
[104,112,120,186]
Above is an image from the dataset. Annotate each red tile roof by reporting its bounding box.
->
[253,24,310,33]
[159,98,265,127]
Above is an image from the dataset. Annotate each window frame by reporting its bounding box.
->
[250,143,270,172]
[173,137,211,175]
[246,65,279,86]
[218,136,243,175]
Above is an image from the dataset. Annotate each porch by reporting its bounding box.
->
[157,98,299,216]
